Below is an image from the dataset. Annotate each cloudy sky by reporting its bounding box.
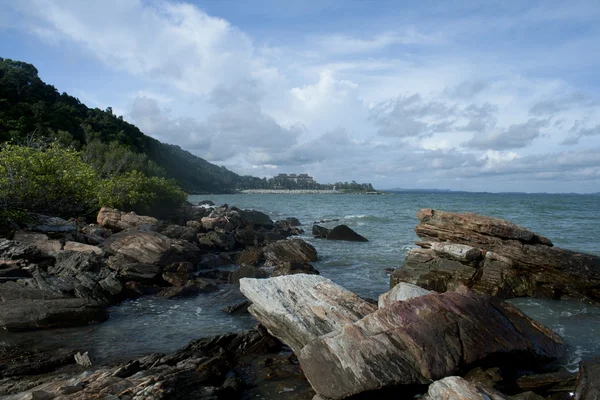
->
[1,0,600,193]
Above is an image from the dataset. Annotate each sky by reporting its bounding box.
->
[1,0,600,193]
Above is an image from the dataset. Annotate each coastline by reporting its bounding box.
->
[239,189,383,194]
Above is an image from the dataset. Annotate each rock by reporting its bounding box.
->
[514,370,576,395]
[157,280,218,299]
[118,263,163,284]
[221,300,251,314]
[263,239,318,267]
[101,230,202,266]
[236,247,263,266]
[74,351,94,367]
[575,357,600,400]
[63,241,102,255]
[274,219,304,236]
[239,275,378,352]
[198,200,215,206]
[0,343,78,378]
[12,232,62,256]
[0,296,108,331]
[378,282,432,308]
[238,209,274,228]
[424,376,507,400]
[196,231,237,251]
[0,260,30,279]
[463,366,503,390]
[312,224,330,239]
[97,207,159,232]
[391,209,600,302]
[81,224,111,245]
[197,253,233,269]
[297,289,566,399]
[0,239,42,261]
[312,224,368,242]
[271,262,319,277]
[160,224,198,242]
[162,262,195,286]
[229,264,269,284]
[26,215,77,234]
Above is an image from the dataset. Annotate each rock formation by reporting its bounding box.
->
[312,224,369,242]
[391,209,600,302]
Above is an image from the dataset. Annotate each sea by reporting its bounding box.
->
[2,192,599,371]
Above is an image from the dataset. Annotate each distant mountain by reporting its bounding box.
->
[0,57,264,194]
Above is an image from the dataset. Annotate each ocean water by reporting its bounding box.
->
[2,192,599,367]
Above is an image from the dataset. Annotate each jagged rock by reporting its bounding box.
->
[575,357,600,400]
[74,351,94,367]
[157,280,219,299]
[424,376,507,400]
[263,239,318,267]
[391,209,600,302]
[463,366,503,390]
[240,275,377,352]
[12,232,61,256]
[81,224,111,245]
[0,239,42,261]
[96,207,159,232]
[312,224,330,239]
[378,282,432,309]
[274,219,304,237]
[0,260,30,279]
[514,370,576,394]
[118,263,163,284]
[159,224,198,242]
[296,288,565,399]
[197,253,233,269]
[101,230,202,266]
[271,261,319,277]
[234,227,265,247]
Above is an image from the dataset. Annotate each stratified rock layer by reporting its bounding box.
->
[391,209,600,301]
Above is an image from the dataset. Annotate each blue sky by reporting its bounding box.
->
[1,0,600,192]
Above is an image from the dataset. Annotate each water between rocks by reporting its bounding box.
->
[2,192,599,370]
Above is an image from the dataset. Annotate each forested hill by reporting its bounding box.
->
[0,58,262,193]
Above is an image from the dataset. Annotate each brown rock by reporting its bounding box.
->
[263,238,318,267]
[297,289,566,399]
[97,207,159,232]
[236,247,263,266]
[271,262,319,277]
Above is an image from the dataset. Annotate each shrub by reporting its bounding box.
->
[97,171,186,216]
[0,143,97,217]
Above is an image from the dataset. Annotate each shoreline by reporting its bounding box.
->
[239,189,383,194]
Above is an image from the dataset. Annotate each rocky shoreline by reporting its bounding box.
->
[1,206,599,399]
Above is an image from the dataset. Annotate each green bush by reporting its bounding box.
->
[0,143,97,217]
[98,171,186,216]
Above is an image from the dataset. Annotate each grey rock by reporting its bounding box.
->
[378,282,432,309]
[240,275,377,353]
[424,376,507,400]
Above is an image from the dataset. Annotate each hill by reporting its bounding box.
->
[0,58,263,193]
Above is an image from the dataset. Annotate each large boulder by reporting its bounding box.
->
[263,238,318,267]
[26,214,77,234]
[0,238,42,261]
[12,231,62,256]
[239,275,377,352]
[97,207,159,232]
[101,230,202,266]
[391,209,600,302]
[312,224,368,242]
[297,288,566,399]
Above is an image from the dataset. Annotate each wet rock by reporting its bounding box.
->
[97,207,159,232]
[424,376,507,400]
[157,280,218,299]
[240,275,377,353]
[297,288,565,399]
[575,357,600,400]
[391,209,600,302]
[263,239,318,267]
[102,230,202,266]
[274,219,304,237]
[221,300,251,315]
[378,282,432,309]
[118,263,163,284]
[238,209,274,229]
[271,262,319,277]
[312,224,330,239]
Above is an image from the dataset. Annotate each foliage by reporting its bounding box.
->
[97,171,186,216]
[0,143,97,217]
